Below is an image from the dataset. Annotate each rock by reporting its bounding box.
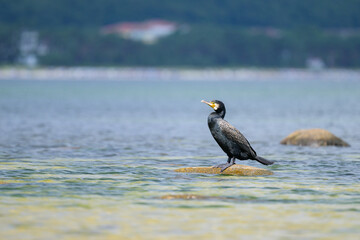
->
[280,128,350,147]
[160,194,233,201]
[160,194,209,200]
[174,164,273,176]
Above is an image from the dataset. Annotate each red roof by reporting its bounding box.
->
[101,20,177,34]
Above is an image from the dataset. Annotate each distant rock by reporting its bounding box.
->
[280,128,350,147]
[174,164,273,176]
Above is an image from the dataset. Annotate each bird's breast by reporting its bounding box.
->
[209,120,233,151]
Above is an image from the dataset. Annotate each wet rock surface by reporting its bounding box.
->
[281,128,350,147]
[174,164,273,176]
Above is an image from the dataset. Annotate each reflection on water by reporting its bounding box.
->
[1,79,360,239]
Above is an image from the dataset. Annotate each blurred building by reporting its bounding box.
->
[18,31,48,67]
[101,20,177,44]
[306,57,326,71]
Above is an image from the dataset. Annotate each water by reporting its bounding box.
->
[1,79,360,239]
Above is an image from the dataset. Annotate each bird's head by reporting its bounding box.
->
[201,100,226,114]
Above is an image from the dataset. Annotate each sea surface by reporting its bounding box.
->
[0,78,360,239]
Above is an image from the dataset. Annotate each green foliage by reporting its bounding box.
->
[0,25,19,64]
[1,0,360,28]
[36,25,360,67]
[1,0,360,67]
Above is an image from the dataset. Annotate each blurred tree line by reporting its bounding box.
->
[1,0,360,67]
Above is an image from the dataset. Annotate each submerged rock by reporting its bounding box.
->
[174,164,273,176]
[280,128,350,147]
[160,194,234,201]
[160,194,209,200]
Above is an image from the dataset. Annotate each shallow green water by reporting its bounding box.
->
[1,79,360,239]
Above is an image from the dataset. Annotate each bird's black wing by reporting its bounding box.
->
[218,120,257,157]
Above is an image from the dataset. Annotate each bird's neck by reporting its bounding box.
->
[209,109,226,120]
[216,109,226,119]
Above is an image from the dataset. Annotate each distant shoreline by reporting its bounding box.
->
[0,67,359,81]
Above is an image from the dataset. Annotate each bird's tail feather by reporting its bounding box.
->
[254,156,274,165]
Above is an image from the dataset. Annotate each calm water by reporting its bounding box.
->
[1,79,360,239]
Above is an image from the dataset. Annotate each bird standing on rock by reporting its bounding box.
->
[201,100,274,172]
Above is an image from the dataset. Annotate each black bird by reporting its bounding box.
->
[201,100,274,172]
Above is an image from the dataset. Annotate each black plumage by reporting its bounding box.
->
[201,100,274,172]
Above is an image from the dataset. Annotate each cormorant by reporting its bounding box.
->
[201,100,274,172]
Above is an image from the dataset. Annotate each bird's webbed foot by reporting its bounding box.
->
[213,162,235,172]
[212,157,235,172]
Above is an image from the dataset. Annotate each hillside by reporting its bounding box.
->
[1,0,360,28]
[1,0,360,67]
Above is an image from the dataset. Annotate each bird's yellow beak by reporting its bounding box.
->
[201,100,216,109]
